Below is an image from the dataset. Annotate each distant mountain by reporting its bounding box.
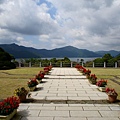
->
[0,43,40,58]
[95,50,120,57]
[0,43,101,58]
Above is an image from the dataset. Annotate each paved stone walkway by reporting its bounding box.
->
[13,68,120,120]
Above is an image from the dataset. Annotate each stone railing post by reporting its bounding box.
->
[40,62,41,67]
[93,62,94,68]
[104,62,106,68]
[29,62,31,67]
[82,62,83,67]
[115,62,117,68]
[60,62,62,67]
[71,62,73,67]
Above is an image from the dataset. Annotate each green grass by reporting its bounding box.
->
[86,67,120,99]
[0,67,43,99]
[0,67,120,100]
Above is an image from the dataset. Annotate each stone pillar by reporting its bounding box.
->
[71,62,73,67]
[93,62,94,68]
[115,62,117,68]
[40,62,41,67]
[50,62,52,66]
[29,62,31,67]
[60,62,62,67]
[104,62,106,68]
[82,62,83,67]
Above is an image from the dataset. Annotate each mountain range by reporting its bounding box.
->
[0,43,119,58]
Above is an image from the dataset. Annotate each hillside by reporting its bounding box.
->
[95,50,120,57]
[0,43,40,58]
[0,43,102,58]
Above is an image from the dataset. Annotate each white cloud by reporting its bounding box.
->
[39,34,49,42]
[0,0,120,51]
[0,0,58,35]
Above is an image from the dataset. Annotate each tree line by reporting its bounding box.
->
[86,53,120,67]
[1,46,120,69]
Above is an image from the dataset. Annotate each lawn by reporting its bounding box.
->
[0,67,43,99]
[86,67,120,99]
[0,67,120,100]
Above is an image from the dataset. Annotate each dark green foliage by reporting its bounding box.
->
[0,47,16,70]
[24,57,72,67]
[102,53,113,63]
[85,53,120,67]
[85,61,93,67]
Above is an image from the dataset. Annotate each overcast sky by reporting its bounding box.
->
[0,0,120,51]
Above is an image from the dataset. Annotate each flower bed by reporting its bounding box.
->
[14,87,28,102]
[96,79,107,92]
[82,68,91,76]
[28,78,38,91]
[88,74,97,84]
[106,87,118,103]
[0,96,20,118]
[28,78,38,88]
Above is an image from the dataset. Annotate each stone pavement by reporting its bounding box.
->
[13,68,120,120]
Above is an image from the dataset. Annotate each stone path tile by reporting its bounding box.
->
[99,111,120,117]
[39,110,69,117]
[87,118,120,120]
[48,90,67,93]
[70,111,101,117]
[56,106,83,111]
[77,93,99,97]
[58,93,78,97]
[110,106,120,110]
[67,91,86,94]
[31,96,46,100]
[58,88,76,90]
[46,96,68,100]
[68,96,90,100]
[21,117,54,120]
[37,93,57,96]
[83,106,111,110]
[69,104,95,107]
[28,106,55,110]
[17,110,40,117]
[54,117,87,120]
[94,104,120,107]
[18,105,29,110]
[43,104,69,107]
[89,96,107,100]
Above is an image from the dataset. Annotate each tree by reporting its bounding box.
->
[102,53,113,63]
[0,47,16,69]
[63,57,70,62]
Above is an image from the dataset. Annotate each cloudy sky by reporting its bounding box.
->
[0,0,120,51]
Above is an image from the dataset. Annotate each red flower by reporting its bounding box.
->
[28,78,38,87]
[0,96,20,115]
[106,87,118,96]
[96,79,107,87]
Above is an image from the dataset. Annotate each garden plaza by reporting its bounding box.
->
[13,68,120,120]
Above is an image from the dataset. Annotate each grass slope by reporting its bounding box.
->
[86,67,120,99]
[0,67,43,99]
